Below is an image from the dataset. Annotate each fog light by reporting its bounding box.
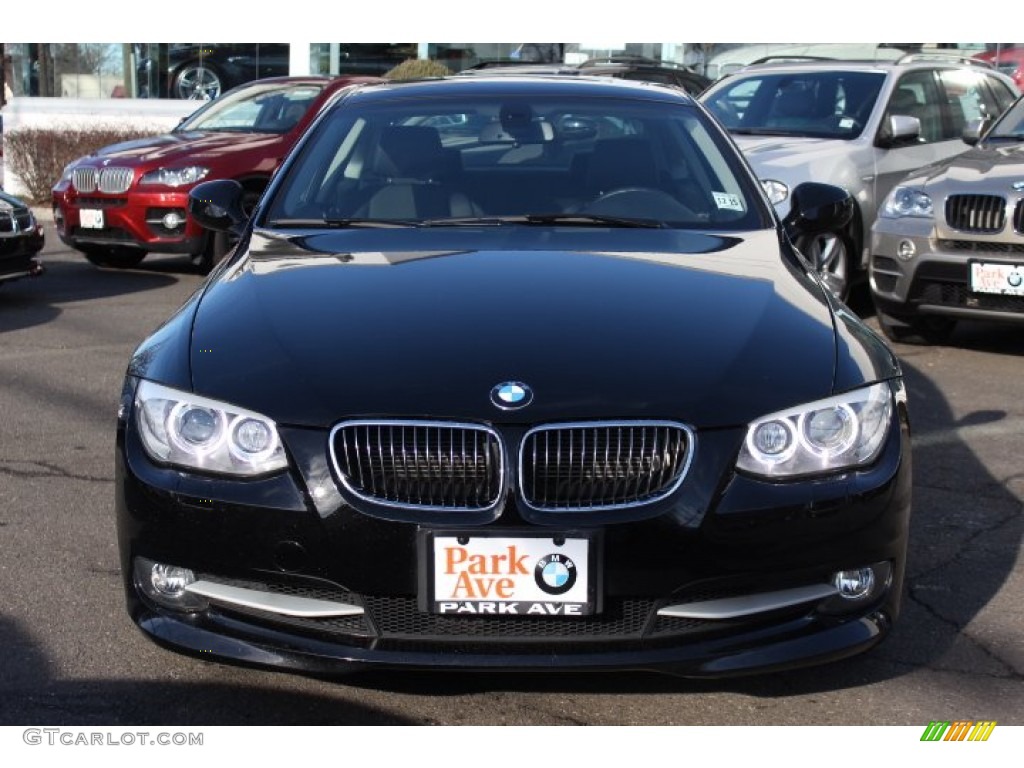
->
[151,563,196,596]
[896,239,916,261]
[832,567,875,600]
[162,211,185,230]
[134,557,208,612]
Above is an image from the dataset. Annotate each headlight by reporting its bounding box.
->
[139,166,210,188]
[881,186,932,219]
[737,382,893,479]
[134,380,287,476]
[760,179,789,206]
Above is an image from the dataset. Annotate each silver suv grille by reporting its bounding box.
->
[72,167,134,194]
[519,421,692,511]
[330,421,504,511]
[945,194,1005,233]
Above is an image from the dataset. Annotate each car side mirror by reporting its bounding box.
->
[189,179,248,235]
[962,116,991,146]
[877,114,921,148]
[783,182,854,240]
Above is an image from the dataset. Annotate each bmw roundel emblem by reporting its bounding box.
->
[1009,271,1023,288]
[535,553,577,595]
[490,381,533,409]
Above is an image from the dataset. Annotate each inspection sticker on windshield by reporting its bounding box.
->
[712,192,744,212]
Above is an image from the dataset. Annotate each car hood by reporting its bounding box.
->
[80,131,285,167]
[903,142,1024,187]
[730,134,852,173]
[187,228,838,429]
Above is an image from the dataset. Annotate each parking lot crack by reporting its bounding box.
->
[907,505,1023,679]
[0,458,110,484]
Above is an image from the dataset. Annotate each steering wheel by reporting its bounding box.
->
[584,188,698,220]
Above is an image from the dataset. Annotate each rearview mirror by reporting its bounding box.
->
[962,116,991,146]
[189,179,248,235]
[783,182,854,239]
[877,114,921,148]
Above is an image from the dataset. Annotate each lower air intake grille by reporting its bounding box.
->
[519,421,692,510]
[331,420,504,511]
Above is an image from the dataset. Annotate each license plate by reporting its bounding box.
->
[79,209,104,229]
[429,534,594,616]
[970,261,1024,296]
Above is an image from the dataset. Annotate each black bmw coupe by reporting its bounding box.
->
[116,75,912,677]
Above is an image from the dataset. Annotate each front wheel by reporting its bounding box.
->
[796,230,852,303]
[82,246,147,269]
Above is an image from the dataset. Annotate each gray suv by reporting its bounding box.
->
[871,93,1024,343]
[702,55,1017,301]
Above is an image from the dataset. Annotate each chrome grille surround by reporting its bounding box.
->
[945,194,1006,233]
[72,167,98,193]
[518,421,694,512]
[72,166,134,194]
[1014,200,1024,234]
[98,167,135,194]
[329,420,505,512]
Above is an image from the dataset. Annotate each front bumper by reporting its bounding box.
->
[117,385,912,678]
[52,185,205,255]
[0,223,45,284]
[871,219,1024,324]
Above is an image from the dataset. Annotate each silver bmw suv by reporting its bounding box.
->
[702,55,1017,301]
[871,93,1024,343]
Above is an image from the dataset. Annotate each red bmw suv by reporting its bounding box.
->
[52,76,378,270]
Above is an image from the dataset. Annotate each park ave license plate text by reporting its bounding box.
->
[432,535,592,615]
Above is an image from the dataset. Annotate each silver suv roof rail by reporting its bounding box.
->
[896,52,992,68]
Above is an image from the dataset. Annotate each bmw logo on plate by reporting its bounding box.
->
[535,553,577,595]
[490,381,533,409]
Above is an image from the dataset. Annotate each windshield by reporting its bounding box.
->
[703,71,886,139]
[263,92,768,230]
[177,83,324,134]
[986,94,1024,139]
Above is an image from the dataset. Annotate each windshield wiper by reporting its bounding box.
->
[420,214,665,228]
[983,134,1024,142]
[266,218,419,229]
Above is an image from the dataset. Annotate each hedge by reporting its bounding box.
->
[4,125,162,203]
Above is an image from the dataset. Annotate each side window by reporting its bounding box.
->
[938,69,1004,139]
[882,70,943,143]
[983,73,1018,116]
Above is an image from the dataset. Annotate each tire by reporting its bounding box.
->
[81,246,147,269]
[876,312,956,346]
[174,62,224,100]
[796,230,853,303]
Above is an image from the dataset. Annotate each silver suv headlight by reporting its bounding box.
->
[880,186,933,219]
[760,179,789,206]
[135,380,287,476]
[737,383,893,479]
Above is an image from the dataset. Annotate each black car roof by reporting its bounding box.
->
[344,74,698,105]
